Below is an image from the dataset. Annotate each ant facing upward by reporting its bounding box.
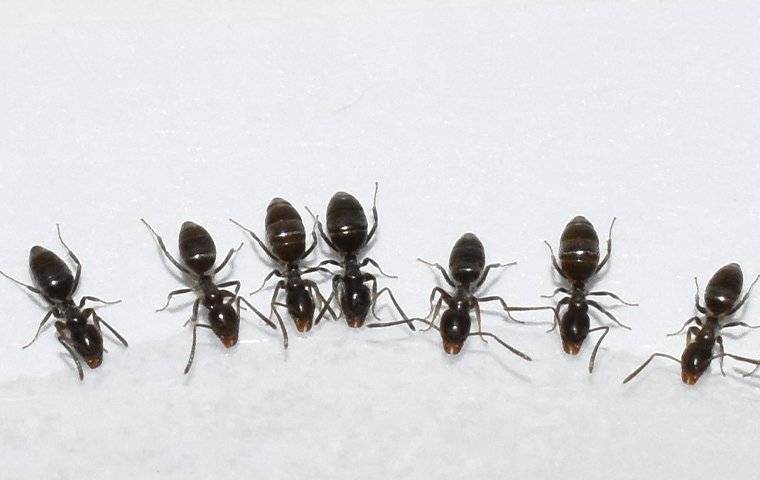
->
[543,216,637,372]
[141,219,279,374]
[624,263,760,385]
[0,225,127,380]
[230,197,336,342]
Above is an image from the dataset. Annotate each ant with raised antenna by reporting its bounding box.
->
[0,225,127,380]
[624,263,760,385]
[230,197,336,341]
[141,219,279,374]
[307,183,415,330]
[543,216,637,372]
[370,232,554,358]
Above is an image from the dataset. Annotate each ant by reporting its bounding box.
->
[141,219,279,374]
[0,225,127,380]
[624,263,760,385]
[369,233,554,358]
[230,197,336,341]
[543,216,636,372]
[307,183,414,330]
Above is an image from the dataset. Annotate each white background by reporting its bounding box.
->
[1,1,760,478]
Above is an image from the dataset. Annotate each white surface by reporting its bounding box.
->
[1,1,760,478]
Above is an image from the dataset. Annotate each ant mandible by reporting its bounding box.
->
[141,219,279,374]
[307,183,414,330]
[370,233,554,358]
[230,197,336,342]
[624,263,760,385]
[543,216,637,372]
[0,225,127,380]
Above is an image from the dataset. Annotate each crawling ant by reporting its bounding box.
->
[141,219,279,374]
[230,197,336,340]
[543,216,637,372]
[0,225,127,380]
[624,263,760,385]
[308,183,414,330]
[369,233,554,358]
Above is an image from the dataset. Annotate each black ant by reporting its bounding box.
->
[369,233,554,358]
[0,225,127,380]
[230,197,336,341]
[307,183,414,330]
[543,216,637,372]
[624,263,760,385]
[141,219,279,374]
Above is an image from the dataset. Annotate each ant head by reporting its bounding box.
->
[208,303,240,348]
[288,287,316,332]
[681,342,711,385]
[74,324,104,368]
[560,306,590,355]
[440,308,471,355]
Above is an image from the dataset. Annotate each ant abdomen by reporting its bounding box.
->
[449,233,485,285]
[286,287,316,332]
[29,246,74,301]
[207,303,240,348]
[266,198,306,263]
[340,279,371,328]
[326,192,369,253]
[440,308,471,355]
[560,304,590,355]
[705,262,743,315]
[179,221,217,275]
[559,216,600,282]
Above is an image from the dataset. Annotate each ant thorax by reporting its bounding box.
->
[53,301,83,321]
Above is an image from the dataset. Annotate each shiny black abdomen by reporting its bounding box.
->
[266,198,306,263]
[449,233,485,285]
[179,221,217,275]
[326,191,368,253]
[29,246,75,302]
[559,216,600,282]
[705,263,743,315]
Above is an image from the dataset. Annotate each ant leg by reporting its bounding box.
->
[314,276,344,325]
[246,270,282,295]
[91,312,129,347]
[622,353,682,383]
[236,296,277,330]
[0,270,43,295]
[722,321,760,330]
[666,316,701,336]
[316,259,343,270]
[305,207,340,253]
[141,219,193,276]
[477,296,557,325]
[716,336,726,376]
[184,299,201,327]
[305,280,337,320]
[595,217,617,273]
[300,266,334,277]
[229,219,280,262]
[154,289,193,312]
[361,257,397,279]
[587,300,632,330]
[56,224,82,292]
[80,296,122,308]
[543,241,567,279]
[548,297,569,332]
[184,323,214,374]
[467,331,532,361]
[587,291,638,306]
[22,310,54,349]
[693,278,707,314]
[366,182,379,244]
[587,326,610,373]
[217,280,241,297]
[301,215,320,260]
[417,258,456,287]
[541,287,570,299]
[727,274,760,316]
[422,287,450,331]
[213,243,243,275]
[370,282,416,331]
[475,262,517,290]
[473,300,487,344]
[58,336,84,380]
